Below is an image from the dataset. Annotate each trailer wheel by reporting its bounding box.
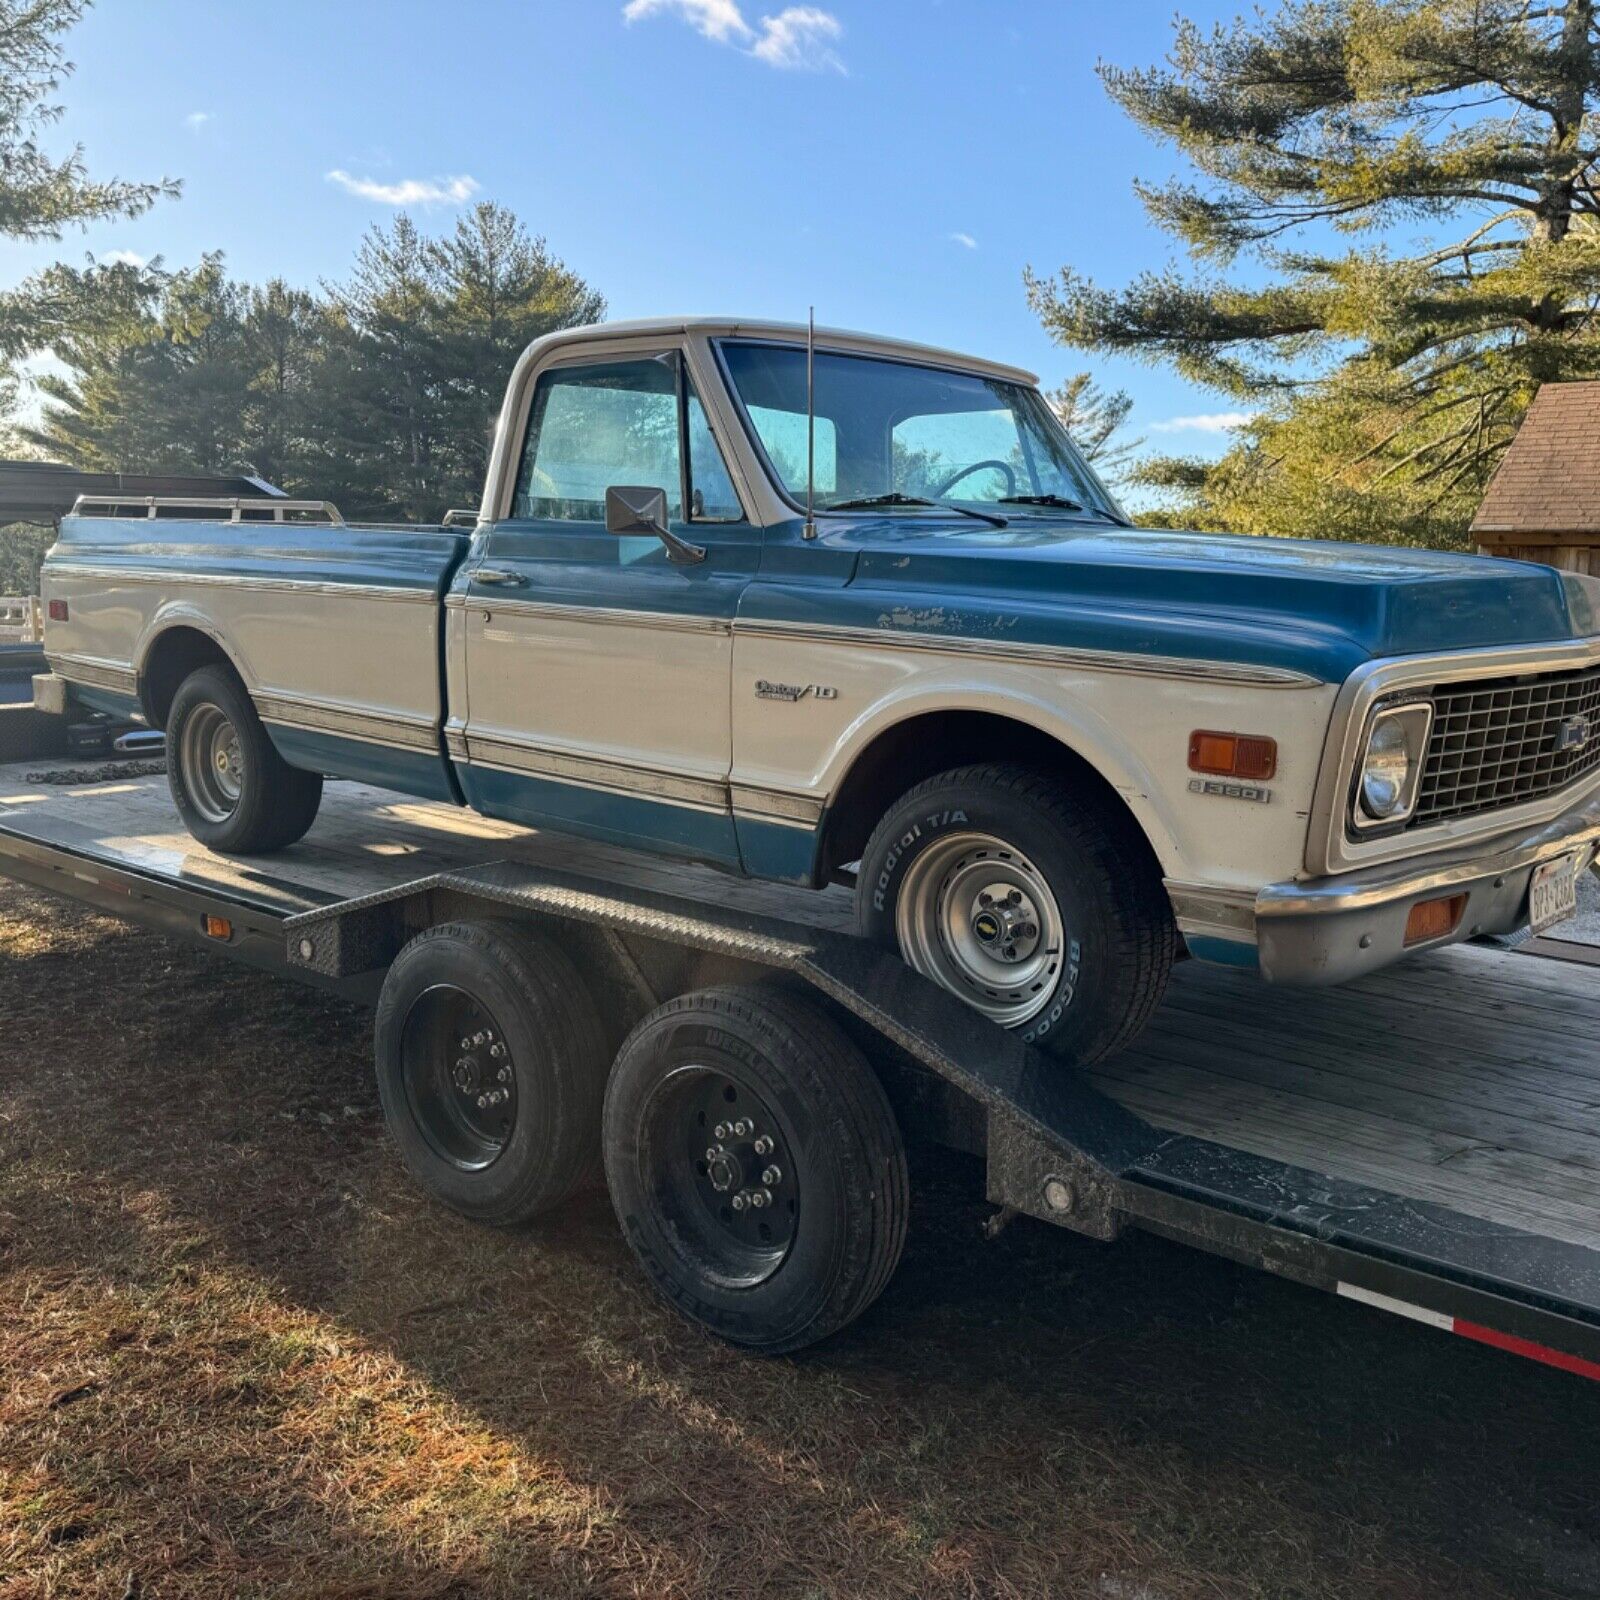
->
[167,665,322,853]
[603,985,908,1354]
[374,920,609,1226]
[857,763,1175,1066]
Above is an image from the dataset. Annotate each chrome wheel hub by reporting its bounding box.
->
[180,703,244,824]
[895,831,1068,1028]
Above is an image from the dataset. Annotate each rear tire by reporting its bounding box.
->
[166,664,321,853]
[603,985,909,1354]
[373,920,611,1226]
[856,763,1174,1066]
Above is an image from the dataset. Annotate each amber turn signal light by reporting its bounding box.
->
[1403,894,1466,947]
[202,915,232,941]
[1188,730,1277,782]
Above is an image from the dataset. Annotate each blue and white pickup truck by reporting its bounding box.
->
[34,316,1600,1063]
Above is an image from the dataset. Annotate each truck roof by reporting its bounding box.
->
[526,316,1041,387]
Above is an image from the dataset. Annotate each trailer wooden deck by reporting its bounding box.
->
[4,757,1600,1256]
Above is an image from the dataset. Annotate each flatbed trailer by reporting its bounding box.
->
[5,744,1600,1376]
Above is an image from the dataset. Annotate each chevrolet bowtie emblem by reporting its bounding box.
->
[1557,713,1592,753]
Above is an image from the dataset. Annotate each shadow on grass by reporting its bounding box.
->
[2,886,1597,1599]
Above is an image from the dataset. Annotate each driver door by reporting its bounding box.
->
[457,346,759,865]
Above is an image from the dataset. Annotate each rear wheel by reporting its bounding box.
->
[166,665,321,852]
[603,985,908,1354]
[857,763,1175,1066]
[373,920,610,1226]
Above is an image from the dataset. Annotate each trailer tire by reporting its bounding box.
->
[374,920,610,1226]
[603,984,908,1354]
[167,665,321,852]
[857,762,1174,1066]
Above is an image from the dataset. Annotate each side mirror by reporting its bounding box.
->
[604,485,706,565]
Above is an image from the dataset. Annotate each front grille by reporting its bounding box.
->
[1411,664,1600,825]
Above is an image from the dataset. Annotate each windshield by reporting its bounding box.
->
[718,340,1124,519]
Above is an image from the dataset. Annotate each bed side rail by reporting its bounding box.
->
[68,494,346,526]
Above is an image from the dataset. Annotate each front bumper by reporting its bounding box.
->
[1249,792,1600,985]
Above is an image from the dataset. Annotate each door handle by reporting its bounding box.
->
[475,568,528,588]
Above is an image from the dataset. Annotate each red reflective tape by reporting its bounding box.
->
[1454,1319,1600,1383]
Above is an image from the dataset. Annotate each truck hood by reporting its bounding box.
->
[835,517,1600,684]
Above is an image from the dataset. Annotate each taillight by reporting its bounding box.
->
[47,598,68,622]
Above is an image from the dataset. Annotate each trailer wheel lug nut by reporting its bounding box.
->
[731,1193,747,1211]
[497,1065,511,1083]
[714,1123,730,1140]
[476,1094,489,1109]
[762,1165,781,1186]
[753,1135,773,1156]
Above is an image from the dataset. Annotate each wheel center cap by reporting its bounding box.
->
[707,1150,742,1193]
[972,910,1003,944]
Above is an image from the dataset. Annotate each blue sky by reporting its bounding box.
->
[3,0,1257,470]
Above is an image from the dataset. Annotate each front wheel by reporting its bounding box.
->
[856,763,1175,1066]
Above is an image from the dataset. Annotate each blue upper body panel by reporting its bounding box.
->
[741,513,1600,684]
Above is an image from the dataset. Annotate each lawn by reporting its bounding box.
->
[2,882,1597,1599]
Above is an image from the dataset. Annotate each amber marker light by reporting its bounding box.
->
[202,915,233,941]
[1403,894,1466,947]
[1188,730,1278,782]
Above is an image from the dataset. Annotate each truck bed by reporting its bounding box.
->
[4,757,1600,1259]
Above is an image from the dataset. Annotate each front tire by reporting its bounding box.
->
[166,664,321,853]
[603,985,909,1354]
[856,763,1174,1066]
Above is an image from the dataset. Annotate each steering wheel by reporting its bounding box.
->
[931,458,1017,498]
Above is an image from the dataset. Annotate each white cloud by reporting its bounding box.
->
[749,7,843,69]
[325,170,480,206]
[949,231,977,250]
[623,0,844,71]
[1148,411,1256,434]
[103,249,146,267]
[184,111,211,130]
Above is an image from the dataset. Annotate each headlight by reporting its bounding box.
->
[1353,701,1433,830]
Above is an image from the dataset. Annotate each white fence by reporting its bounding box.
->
[0,596,42,644]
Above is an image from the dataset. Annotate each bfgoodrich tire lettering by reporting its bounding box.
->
[602,985,908,1354]
[856,763,1175,1066]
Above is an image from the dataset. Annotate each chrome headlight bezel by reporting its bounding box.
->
[1351,699,1434,832]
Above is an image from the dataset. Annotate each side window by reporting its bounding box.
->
[514,356,681,522]
[512,354,746,524]
[686,390,743,521]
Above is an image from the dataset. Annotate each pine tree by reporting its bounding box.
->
[1047,373,1141,477]
[1026,0,1600,545]
[0,1,175,361]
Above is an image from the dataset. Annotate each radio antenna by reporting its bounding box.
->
[803,306,817,540]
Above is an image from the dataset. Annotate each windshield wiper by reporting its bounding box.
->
[998,493,1084,511]
[827,492,1009,528]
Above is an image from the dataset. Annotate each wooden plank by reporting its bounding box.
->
[1152,983,1600,1107]
[1101,1037,1600,1168]
[1094,1069,1600,1248]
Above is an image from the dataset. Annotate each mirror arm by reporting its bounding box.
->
[659,528,707,565]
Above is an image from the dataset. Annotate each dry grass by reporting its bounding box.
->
[2,881,1598,1599]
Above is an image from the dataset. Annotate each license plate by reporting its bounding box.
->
[1529,853,1580,935]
